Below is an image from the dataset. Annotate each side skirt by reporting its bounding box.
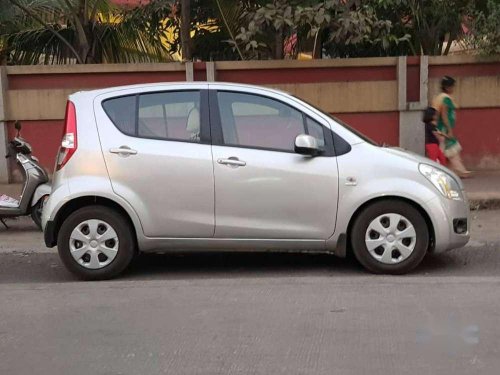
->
[138,238,329,253]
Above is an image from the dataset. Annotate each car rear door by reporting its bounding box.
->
[94,85,215,238]
[209,86,339,240]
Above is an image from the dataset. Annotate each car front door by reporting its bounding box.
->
[210,88,339,240]
[94,87,214,238]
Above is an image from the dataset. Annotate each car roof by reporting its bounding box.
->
[71,81,289,99]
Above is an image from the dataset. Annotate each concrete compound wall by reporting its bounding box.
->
[1,56,499,183]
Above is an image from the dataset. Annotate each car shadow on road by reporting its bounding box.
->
[0,251,365,284]
[125,251,364,280]
[125,248,499,280]
[0,244,498,284]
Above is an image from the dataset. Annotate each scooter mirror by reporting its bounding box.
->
[14,121,21,136]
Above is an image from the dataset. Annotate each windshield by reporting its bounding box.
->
[327,114,379,146]
[293,95,379,146]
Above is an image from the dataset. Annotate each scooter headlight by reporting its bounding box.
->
[419,164,463,201]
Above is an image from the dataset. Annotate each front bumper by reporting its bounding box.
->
[425,192,470,252]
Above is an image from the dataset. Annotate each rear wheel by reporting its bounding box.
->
[351,200,429,275]
[57,205,135,280]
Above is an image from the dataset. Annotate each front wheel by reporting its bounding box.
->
[30,199,44,231]
[350,200,429,275]
[57,206,136,280]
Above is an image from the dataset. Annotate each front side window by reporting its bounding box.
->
[102,91,201,143]
[217,92,306,152]
[305,116,326,150]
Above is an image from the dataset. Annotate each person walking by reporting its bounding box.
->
[432,76,471,177]
[423,107,446,165]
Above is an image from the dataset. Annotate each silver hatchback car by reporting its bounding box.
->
[42,82,470,280]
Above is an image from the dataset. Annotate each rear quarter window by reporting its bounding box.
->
[102,96,136,135]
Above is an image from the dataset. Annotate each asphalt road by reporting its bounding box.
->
[0,211,499,375]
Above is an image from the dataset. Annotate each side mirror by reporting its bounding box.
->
[294,134,321,156]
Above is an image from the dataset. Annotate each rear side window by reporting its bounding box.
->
[138,91,200,142]
[102,91,201,143]
[102,96,136,135]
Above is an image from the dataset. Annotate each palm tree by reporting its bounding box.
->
[0,0,26,64]
[3,0,172,64]
[213,0,245,60]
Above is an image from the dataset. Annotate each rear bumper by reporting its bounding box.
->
[31,183,52,207]
[44,220,56,247]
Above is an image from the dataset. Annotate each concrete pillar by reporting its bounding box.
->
[185,62,194,82]
[0,67,9,183]
[419,55,429,105]
[398,56,428,155]
[206,61,216,82]
[397,56,407,110]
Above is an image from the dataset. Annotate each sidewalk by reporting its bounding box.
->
[1,170,499,210]
[463,170,500,209]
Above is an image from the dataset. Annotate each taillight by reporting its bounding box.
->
[56,101,77,171]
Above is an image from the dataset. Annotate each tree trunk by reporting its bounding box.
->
[180,0,192,61]
[312,30,322,59]
[274,29,284,59]
[443,32,456,56]
[73,0,90,63]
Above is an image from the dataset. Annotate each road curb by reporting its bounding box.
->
[469,198,500,211]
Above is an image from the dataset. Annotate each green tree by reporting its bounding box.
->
[468,0,500,55]
[231,0,409,59]
[162,0,244,61]
[367,0,475,56]
[0,0,28,64]
[229,0,495,58]
[2,0,171,64]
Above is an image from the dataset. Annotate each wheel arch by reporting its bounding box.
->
[346,196,435,255]
[47,195,139,248]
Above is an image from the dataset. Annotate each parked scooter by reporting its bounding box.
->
[0,121,50,230]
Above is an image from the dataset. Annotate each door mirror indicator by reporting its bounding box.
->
[294,134,321,156]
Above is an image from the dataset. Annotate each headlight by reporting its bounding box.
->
[419,164,463,200]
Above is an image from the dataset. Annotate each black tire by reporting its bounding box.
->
[350,200,429,275]
[57,205,136,280]
[30,200,43,231]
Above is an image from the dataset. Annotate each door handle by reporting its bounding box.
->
[217,157,246,167]
[109,146,138,156]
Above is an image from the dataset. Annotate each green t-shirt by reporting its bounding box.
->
[437,96,456,132]
[436,96,458,149]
